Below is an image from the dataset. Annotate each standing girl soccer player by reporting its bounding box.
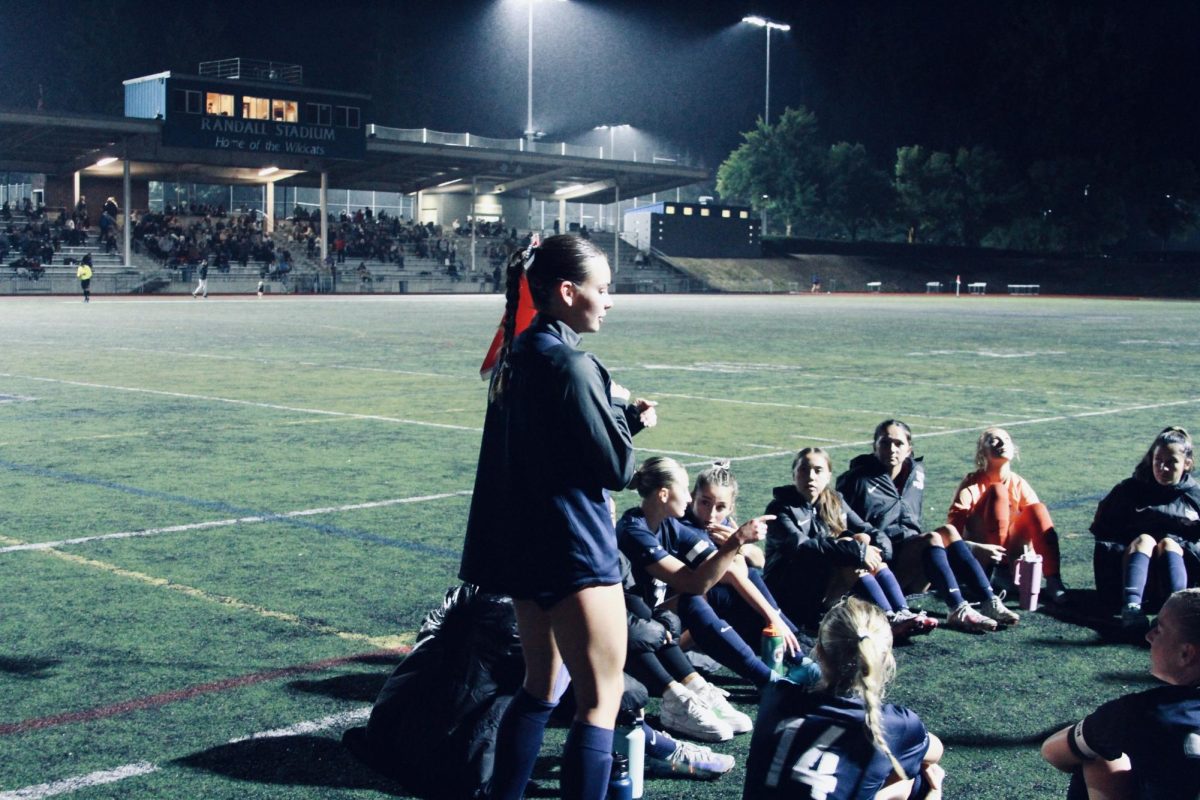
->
[947,427,1066,605]
[1091,426,1200,631]
[765,447,938,637]
[459,235,657,800]
[1042,588,1200,800]
[743,597,945,800]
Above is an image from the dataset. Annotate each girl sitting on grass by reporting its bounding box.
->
[682,462,807,658]
[765,448,941,638]
[1091,426,1200,631]
[1042,587,1200,800]
[617,457,790,727]
[743,597,945,799]
[947,427,1066,606]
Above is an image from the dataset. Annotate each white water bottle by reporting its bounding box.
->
[614,710,645,799]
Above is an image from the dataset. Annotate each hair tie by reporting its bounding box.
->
[522,234,541,271]
[857,631,870,642]
[712,459,730,469]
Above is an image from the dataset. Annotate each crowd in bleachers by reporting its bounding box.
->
[4,196,121,279]
[131,207,287,276]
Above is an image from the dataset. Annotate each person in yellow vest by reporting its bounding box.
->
[76,254,93,303]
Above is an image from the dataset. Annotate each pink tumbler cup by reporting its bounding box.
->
[1014,551,1043,611]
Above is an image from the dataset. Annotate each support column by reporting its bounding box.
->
[471,176,478,273]
[319,172,328,263]
[264,181,275,234]
[558,197,566,235]
[613,183,620,273]
[73,171,81,209]
[122,154,131,268]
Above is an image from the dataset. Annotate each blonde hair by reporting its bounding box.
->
[974,427,1019,471]
[814,598,906,779]
[629,456,688,497]
[793,447,845,535]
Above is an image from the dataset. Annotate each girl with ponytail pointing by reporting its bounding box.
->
[460,235,657,800]
[743,598,945,800]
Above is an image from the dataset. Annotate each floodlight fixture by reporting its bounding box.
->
[94,156,118,167]
[258,166,279,177]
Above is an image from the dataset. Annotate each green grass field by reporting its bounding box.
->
[1,292,1197,799]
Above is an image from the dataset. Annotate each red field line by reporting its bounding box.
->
[0,647,408,736]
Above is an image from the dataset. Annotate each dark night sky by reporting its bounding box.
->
[1,1,1197,176]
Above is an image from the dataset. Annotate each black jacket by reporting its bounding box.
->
[763,484,881,580]
[836,453,925,549]
[1091,473,1200,546]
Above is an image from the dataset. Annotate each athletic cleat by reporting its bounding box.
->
[1121,604,1149,632]
[982,592,1020,626]
[660,686,733,742]
[646,740,735,779]
[890,608,937,638]
[1045,575,1069,604]
[946,602,998,633]
[691,680,753,735]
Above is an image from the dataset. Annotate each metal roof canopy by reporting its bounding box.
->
[0,109,708,205]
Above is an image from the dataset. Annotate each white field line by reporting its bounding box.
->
[0,373,482,432]
[3,341,466,381]
[0,762,159,800]
[0,490,472,555]
[0,708,373,799]
[638,446,723,460]
[648,391,994,424]
[682,394,1200,469]
[229,706,370,742]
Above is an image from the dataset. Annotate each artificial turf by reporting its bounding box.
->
[0,292,1195,798]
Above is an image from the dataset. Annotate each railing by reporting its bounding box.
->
[368,125,679,163]
[198,58,303,85]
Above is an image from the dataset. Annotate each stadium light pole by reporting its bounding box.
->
[741,15,791,125]
[593,123,630,160]
[526,0,567,148]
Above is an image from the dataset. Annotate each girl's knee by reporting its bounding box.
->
[1129,534,1157,555]
[1157,537,1184,556]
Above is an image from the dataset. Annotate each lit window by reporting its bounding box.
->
[722,209,731,218]
[683,207,693,215]
[271,99,298,122]
[205,92,234,116]
[700,208,710,216]
[739,211,749,219]
[242,97,270,120]
[665,205,676,214]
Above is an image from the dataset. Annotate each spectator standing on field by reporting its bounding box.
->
[76,253,93,302]
[192,258,209,298]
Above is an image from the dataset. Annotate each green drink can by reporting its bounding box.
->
[761,623,786,675]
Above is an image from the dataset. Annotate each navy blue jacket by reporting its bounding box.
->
[836,453,926,548]
[459,315,643,599]
[763,485,880,580]
[1091,473,1200,546]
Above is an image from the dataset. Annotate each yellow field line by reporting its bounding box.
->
[0,533,412,651]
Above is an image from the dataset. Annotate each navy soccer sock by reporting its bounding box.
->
[643,721,678,760]
[922,544,965,609]
[560,722,614,800]
[875,567,910,611]
[746,567,803,635]
[1165,550,1188,595]
[948,539,995,600]
[1124,552,1151,607]
[852,573,894,614]
[678,594,774,687]
[488,688,557,800]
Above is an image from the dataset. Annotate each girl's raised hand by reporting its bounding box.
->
[706,521,735,546]
[734,515,775,546]
[634,398,658,428]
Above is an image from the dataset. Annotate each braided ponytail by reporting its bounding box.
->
[815,598,906,779]
[489,247,532,402]
[488,234,607,403]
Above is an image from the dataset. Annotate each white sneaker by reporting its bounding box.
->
[981,592,1020,626]
[690,679,753,735]
[945,602,998,633]
[647,739,735,779]
[660,685,733,742]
